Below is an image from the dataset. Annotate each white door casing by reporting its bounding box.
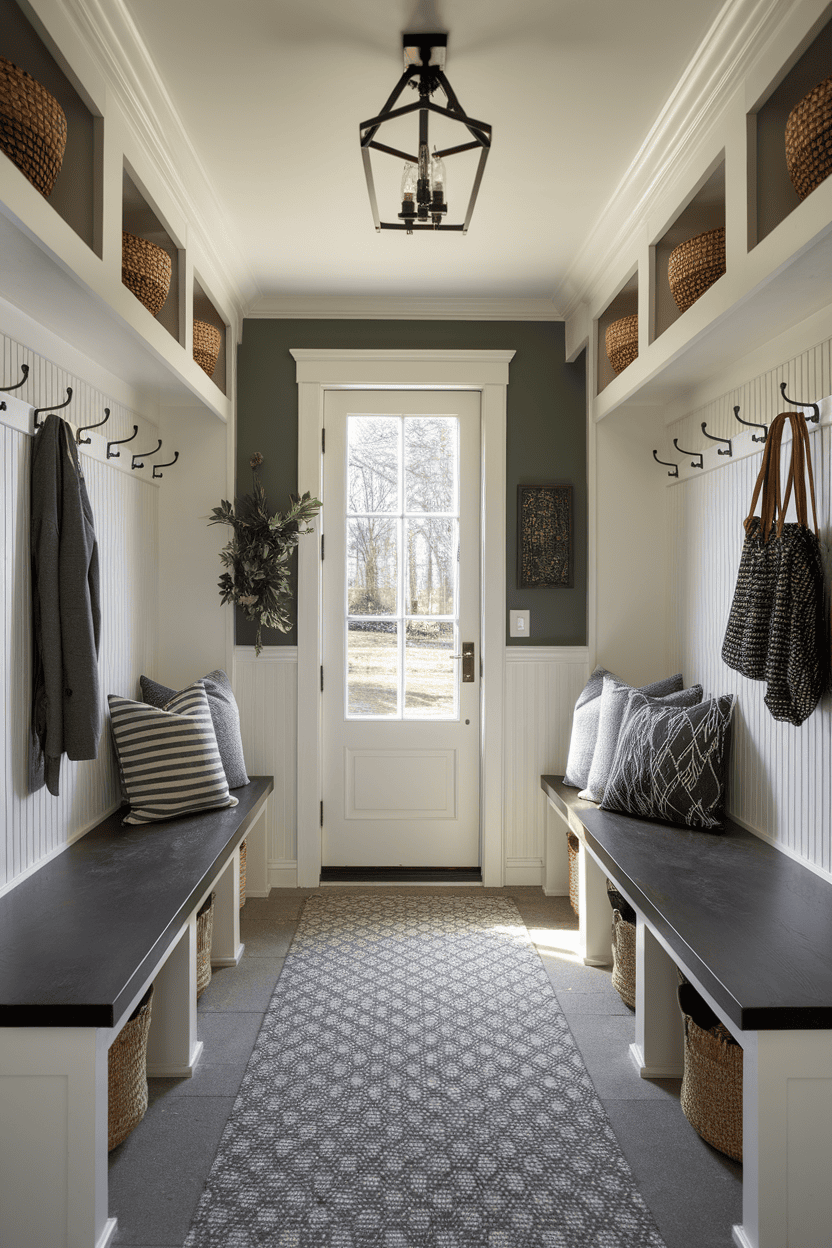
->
[293,348,514,888]
[322,391,481,868]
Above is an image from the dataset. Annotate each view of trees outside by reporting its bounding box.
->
[346,415,458,717]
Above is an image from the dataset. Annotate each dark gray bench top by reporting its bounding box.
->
[0,776,273,1029]
[541,774,832,1032]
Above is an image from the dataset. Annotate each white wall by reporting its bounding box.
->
[0,327,159,891]
[666,334,832,877]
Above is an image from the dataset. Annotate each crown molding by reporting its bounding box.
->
[245,295,563,322]
[61,0,259,320]
[561,0,786,322]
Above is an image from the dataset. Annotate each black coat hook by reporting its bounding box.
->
[107,425,139,459]
[131,439,162,470]
[701,421,732,456]
[33,387,73,430]
[652,449,679,478]
[672,438,703,469]
[1,363,29,393]
[734,404,767,443]
[76,408,111,445]
[780,381,819,423]
[152,451,179,479]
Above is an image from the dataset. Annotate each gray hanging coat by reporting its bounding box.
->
[29,413,101,795]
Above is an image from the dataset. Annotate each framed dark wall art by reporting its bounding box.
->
[517,483,573,588]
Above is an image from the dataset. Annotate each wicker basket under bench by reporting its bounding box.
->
[540,772,832,1247]
[0,776,273,1243]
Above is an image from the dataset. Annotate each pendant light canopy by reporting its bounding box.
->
[359,33,492,234]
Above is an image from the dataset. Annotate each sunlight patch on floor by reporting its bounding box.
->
[527,925,583,963]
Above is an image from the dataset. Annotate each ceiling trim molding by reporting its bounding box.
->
[246,296,562,321]
[60,0,259,319]
[560,0,786,320]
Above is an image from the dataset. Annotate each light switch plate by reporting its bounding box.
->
[510,610,530,638]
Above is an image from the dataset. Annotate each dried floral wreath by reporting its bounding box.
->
[209,453,321,655]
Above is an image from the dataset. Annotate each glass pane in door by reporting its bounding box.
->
[346,413,460,721]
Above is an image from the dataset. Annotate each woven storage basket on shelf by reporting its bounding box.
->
[785,77,832,201]
[108,983,153,1151]
[567,831,580,916]
[239,838,247,909]
[196,892,215,999]
[681,1014,743,1161]
[668,226,726,312]
[122,232,172,317]
[605,314,638,375]
[0,57,67,198]
[193,319,221,377]
[610,909,636,1008]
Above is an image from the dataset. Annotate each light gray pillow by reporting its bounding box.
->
[579,675,704,804]
[140,669,250,789]
[562,666,684,790]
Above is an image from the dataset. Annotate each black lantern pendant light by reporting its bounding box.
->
[359,33,492,234]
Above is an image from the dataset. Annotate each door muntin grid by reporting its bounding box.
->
[345,413,460,719]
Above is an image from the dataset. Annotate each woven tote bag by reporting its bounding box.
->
[722,412,827,726]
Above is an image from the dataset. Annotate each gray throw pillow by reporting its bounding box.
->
[140,669,250,789]
[601,691,736,830]
[579,676,704,804]
[562,667,684,790]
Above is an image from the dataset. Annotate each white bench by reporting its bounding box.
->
[0,776,272,1248]
[542,774,832,1248]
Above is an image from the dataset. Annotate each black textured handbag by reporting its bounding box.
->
[722,411,827,726]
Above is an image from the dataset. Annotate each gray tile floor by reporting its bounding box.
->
[108,887,742,1246]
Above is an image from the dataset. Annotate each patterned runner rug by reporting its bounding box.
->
[185,893,665,1247]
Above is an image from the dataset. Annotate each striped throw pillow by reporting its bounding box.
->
[108,684,238,825]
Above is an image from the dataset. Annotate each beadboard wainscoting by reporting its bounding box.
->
[233,647,299,889]
[667,346,832,879]
[233,645,589,887]
[504,648,590,886]
[1,332,159,893]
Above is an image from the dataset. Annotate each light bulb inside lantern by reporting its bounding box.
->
[401,162,417,201]
[430,153,447,224]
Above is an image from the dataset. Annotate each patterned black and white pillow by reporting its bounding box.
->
[108,683,238,825]
[141,670,250,789]
[601,691,736,829]
[563,667,684,790]
[579,676,704,804]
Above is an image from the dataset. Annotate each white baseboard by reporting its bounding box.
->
[504,858,543,886]
[147,1040,203,1080]
[269,861,299,889]
[212,945,244,968]
[542,887,569,897]
[629,1042,684,1080]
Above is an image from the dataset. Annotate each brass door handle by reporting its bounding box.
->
[451,643,476,682]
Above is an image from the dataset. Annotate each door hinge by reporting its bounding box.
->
[320,800,324,827]
[320,664,324,692]
[321,533,324,561]
[321,428,326,453]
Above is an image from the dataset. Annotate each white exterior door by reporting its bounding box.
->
[322,390,481,868]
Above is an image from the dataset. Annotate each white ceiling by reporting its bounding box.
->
[122,0,728,314]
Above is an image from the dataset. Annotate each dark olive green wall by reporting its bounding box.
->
[235,320,586,647]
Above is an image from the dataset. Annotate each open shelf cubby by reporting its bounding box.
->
[652,159,725,342]
[2,0,101,253]
[193,277,227,395]
[122,164,182,346]
[597,272,639,396]
[752,16,832,246]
